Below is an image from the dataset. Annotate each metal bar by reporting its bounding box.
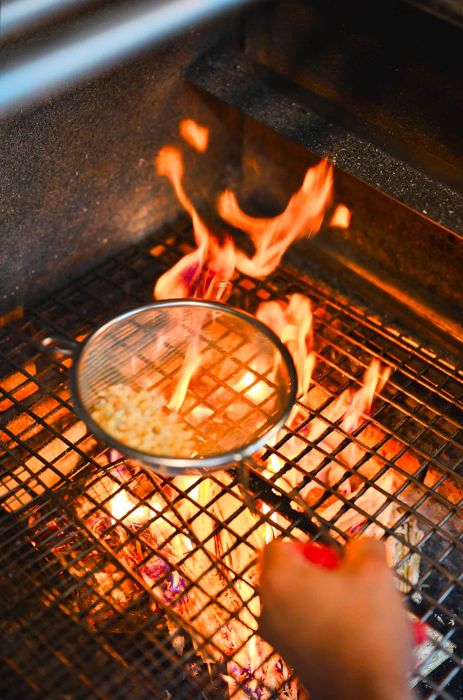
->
[0,0,262,116]
[2,0,91,36]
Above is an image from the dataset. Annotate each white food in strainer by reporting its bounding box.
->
[90,384,196,457]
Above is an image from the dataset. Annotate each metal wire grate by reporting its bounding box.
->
[0,218,462,700]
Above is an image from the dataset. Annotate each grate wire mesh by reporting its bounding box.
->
[0,218,462,699]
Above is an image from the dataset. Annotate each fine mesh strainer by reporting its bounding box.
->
[43,300,297,475]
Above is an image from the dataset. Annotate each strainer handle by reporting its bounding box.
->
[41,335,80,357]
[238,458,343,551]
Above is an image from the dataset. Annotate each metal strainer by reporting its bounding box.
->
[43,299,297,475]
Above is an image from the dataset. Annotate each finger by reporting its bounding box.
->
[343,537,388,571]
[257,605,272,642]
[260,539,295,571]
[259,539,293,589]
[260,539,325,578]
[260,539,325,598]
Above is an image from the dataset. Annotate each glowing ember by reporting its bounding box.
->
[329,204,351,229]
[179,118,209,153]
[103,469,295,697]
[0,360,37,412]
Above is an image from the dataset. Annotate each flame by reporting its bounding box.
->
[155,150,332,298]
[179,118,209,153]
[329,204,351,229]
[261,502,278,544]
[110,488,156,525]
[154,146,236,409]
[232,369,272,404]
[154,146,235,301]
[167,340,202,412]
[342,359,391,434]
[150,123,396,690]
[257,294,316,407]
[154,146,209,299]
[32,118,416,700]
[218,159,333,277]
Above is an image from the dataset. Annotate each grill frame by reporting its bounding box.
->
[0,218,462,699]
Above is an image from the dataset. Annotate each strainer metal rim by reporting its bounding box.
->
[69,299,297,474]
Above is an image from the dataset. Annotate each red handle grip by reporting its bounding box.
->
[293,542,341,569]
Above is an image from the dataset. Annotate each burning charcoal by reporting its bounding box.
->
[0,419,96,512]
[27,477,151,629]
[0,386,70,446]
[0,360,37,412]
[388,519,425,594]
[183,661,229,699]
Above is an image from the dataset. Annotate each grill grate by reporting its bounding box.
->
[0,218,462,699]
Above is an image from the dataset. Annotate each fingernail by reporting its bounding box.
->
[293,542,340,569]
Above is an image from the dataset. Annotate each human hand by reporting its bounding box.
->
[259,538,414,700]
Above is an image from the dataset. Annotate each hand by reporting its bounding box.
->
[259,538,414,700]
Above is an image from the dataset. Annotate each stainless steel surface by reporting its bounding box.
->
[42,335,80,357]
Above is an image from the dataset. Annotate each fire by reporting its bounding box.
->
[154,146,235,301]
[262,502,278,545]
[154,150,333,299]
[257,294,315,399]
[167,340,202,412]
[110,487,156,525]
[218,159,333,277]
[153,136,332,420]
[341,359,391,434]
[256,294,317,442]
[50,118,416,697]
[329,204,351,229]
[179,118,209,153]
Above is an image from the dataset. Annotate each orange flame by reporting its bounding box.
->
[218,159,333,277]
[78,120,407,697]
[257,294,315,399]
[111,488,157,525]
[154,146,235,301]
[179,118,209,153]
[256,294,316,487]
[168,341,202,412]
[329,204,351,229]
[342,359,391,433]
[154,146,237,411]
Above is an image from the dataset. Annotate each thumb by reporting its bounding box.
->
[343,537,388,572]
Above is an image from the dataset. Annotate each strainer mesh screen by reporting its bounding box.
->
[78,304,293,460]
